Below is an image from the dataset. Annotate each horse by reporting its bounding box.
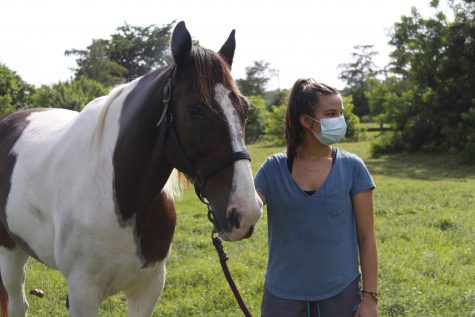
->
[0,21,262,317]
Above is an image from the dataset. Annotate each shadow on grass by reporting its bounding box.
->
[365,152,475,180]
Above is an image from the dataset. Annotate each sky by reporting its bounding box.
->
[1,0,443,90]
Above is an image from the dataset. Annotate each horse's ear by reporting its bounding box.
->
[218,30,236,68]
[171,21,192,68]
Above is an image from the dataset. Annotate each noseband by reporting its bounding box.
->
[157,66,251,207]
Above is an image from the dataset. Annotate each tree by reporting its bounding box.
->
[66,22,175,85]
[245,95,267,143]
[237,60,276,96]
[264,88,289,111]
[338,45,380,117]
[108,22,174,80]
[65,39,127,87]
[31,77,108,111]
[365,76,406,128]
[0,63,35,115]
[342,95,365,141]
[371,0,475,160]
[0,95,15,117]
[263,104,287,145]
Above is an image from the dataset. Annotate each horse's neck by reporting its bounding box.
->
[105,72,174,222]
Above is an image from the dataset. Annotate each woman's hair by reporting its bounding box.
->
[285,78,339,160]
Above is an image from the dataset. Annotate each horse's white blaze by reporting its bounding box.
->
[214,84,262,240]
[5,79,171,299]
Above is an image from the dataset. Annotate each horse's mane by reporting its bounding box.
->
[94,83,129,146]
[163,168,188,199]
[190,47,247,112]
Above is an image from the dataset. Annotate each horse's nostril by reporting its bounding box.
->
[228,209,240,229]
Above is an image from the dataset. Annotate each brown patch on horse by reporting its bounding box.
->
[113,67,170,224]
[113,67,177,265]
[0,109,47,249]
[0,273,8,317]
[135,191,176,267]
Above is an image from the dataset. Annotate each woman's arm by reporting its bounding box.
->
[353,189,378,317]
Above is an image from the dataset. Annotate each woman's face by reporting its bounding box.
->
[303,94,344,133]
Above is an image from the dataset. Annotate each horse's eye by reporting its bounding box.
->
[186,104,207,119]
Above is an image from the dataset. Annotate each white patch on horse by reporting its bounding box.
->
[5,78,166,288]
[214,84,262,240]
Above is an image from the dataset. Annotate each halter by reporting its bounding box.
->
[157,65,251,213]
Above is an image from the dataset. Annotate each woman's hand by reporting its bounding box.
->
[354,296,378,317]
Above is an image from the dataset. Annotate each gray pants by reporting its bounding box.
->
[261,278,361,317]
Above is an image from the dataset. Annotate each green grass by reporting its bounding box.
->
[21,136,475,316]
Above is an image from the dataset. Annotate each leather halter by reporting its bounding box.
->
[157,65,251,206]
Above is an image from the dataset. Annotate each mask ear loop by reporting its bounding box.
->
[304,114,321,134]
[304,114,320,123]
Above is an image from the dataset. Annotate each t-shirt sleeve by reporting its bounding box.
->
[350,155,376,197]
[254,158,270,198]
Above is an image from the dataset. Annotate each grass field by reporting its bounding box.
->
[20,133,475,316]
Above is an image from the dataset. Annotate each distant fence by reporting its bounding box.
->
[366,127,394,132]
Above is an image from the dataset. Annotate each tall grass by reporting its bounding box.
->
[19,135,475,316]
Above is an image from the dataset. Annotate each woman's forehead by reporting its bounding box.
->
[316,94,343,111]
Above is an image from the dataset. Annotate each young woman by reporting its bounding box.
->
[254,78,378,317]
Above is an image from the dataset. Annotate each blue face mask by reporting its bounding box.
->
[305,115,347,145]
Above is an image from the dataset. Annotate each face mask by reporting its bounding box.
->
[305,115,347,145]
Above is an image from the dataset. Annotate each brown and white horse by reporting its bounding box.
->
[0,21,262,317]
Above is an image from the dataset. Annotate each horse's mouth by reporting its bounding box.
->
[218,224,254,241]
[208,208,255,240]
[244,225,254,239]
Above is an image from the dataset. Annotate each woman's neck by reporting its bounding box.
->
[298,134,332,160]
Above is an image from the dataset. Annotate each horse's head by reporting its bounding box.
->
[165,22,262,241]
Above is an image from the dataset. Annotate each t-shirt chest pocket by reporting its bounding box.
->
[318,196,350,216]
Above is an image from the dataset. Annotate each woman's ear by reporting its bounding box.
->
[299,114,311,129]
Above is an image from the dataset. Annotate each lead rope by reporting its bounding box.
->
[208,209,253,317]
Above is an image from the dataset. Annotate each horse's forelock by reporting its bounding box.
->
[190,47,246,113]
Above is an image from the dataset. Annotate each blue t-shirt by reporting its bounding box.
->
[254,148,375,301]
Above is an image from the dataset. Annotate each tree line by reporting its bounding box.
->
[337,0,474,161]
[1,0,473,161]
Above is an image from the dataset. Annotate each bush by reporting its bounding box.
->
[370,131,403,158]
[0,95,15,117]
[31,77,108,111]
[245,95,267,144]
[262,104,286,145]
[342,95,366,141]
